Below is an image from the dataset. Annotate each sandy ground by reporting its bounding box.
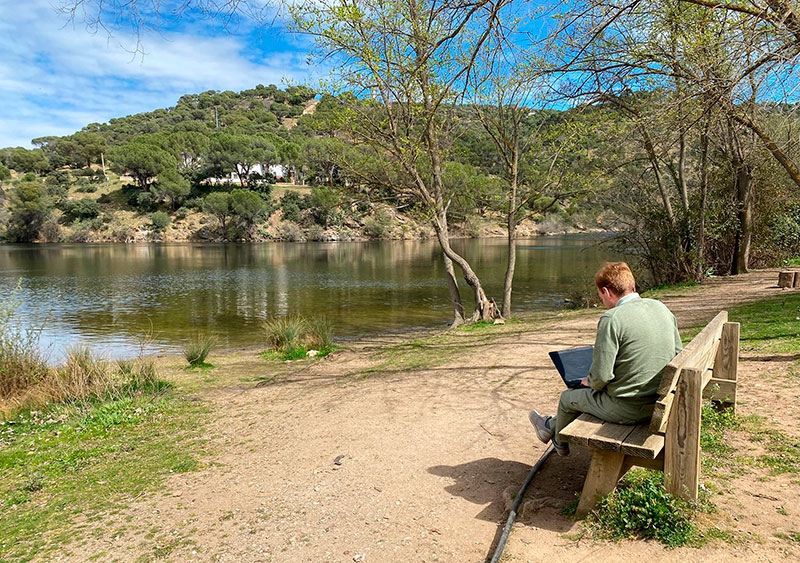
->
[56,269,800,562]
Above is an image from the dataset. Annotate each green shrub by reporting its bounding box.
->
[61,198,101,223]
[364,209,393,239]
[116,357,163,392]
[150,211,171,231]
[586,469,696,548]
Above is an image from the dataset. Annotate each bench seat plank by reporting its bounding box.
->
[587,421,638,451]
[620,424,664,459]
[558,414,604,447]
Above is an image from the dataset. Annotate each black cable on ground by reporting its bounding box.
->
[487,443,556,563]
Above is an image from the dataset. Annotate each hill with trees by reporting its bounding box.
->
[0,81,798,291]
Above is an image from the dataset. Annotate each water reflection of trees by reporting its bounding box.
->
[0,238,620,356]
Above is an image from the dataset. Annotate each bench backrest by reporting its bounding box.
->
[649,310,732,434]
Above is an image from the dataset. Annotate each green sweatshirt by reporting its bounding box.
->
[588,293,682,403]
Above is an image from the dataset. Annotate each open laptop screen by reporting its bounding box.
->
[548,346,593,389]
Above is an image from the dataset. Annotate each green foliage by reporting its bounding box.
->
[203,191,232,238]
[55,131,106,168]
[280,190,303,223]
[60,197,101,223]
[586,469,696,548]
[229,188,270,239]
[150,210,171,231]
[109,140,176,190]
[363,208,393,239]
[152,167,191,210]
[183,333,216,368]
[8,148,51,175]
[307,185,342,227]
[4,181,54,242]
[262,315,336,360]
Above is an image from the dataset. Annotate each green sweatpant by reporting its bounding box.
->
[553,387,655,446]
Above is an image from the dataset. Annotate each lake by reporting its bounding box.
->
[0,235,622,362]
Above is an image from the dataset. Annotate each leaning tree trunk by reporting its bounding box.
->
[432,212,500,324]
[443,253,466,327]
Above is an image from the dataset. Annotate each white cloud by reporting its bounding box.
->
[0,1,318,148]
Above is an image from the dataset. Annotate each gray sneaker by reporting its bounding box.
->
[528,409,554,444]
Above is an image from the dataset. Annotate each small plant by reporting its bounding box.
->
[264,315,309,358]
[183,333,216,368]
[585,469,696,548]
[262,315,336,360]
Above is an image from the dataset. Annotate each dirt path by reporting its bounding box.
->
[63,269,800,562]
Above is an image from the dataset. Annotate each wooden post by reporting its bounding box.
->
[664,367,703,501]
[708,322,739,410]
[575,450,626,518]
[778,271,796,288]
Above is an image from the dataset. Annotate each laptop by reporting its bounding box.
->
[548,346,593,389]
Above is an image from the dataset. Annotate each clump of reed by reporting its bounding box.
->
[0,289,163,417]
[262,315,335,360]
[183,333,217,368]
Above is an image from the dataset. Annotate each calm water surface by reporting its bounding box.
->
[0,236,622,362]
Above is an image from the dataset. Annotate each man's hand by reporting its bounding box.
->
[580,376,589,387]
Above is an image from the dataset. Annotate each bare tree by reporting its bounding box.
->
[290,0,517,324]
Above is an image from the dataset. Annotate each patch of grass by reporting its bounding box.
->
[728,292,800,354]
[740,419,800,476]
[356,335,453,378]
[458,321,497,332]
[560,497,579,516]
[642,280,701,297]
[0,392,209,561]
[700,403,742,472]
[585,469,698,548]
[183,333,216,369]
[774,531,800,543]
[262,314,337,361]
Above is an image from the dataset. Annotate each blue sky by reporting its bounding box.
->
[0,1,316,149]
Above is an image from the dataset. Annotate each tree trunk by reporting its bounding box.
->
[502,215,517,319]
[443,253,466,327]
[697,128,710,274]
[432,212,499,324]
[731,163,754,274]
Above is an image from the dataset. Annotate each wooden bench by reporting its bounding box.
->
[558,310,740,517]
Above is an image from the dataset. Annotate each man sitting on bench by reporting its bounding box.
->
[529,262,682,456]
